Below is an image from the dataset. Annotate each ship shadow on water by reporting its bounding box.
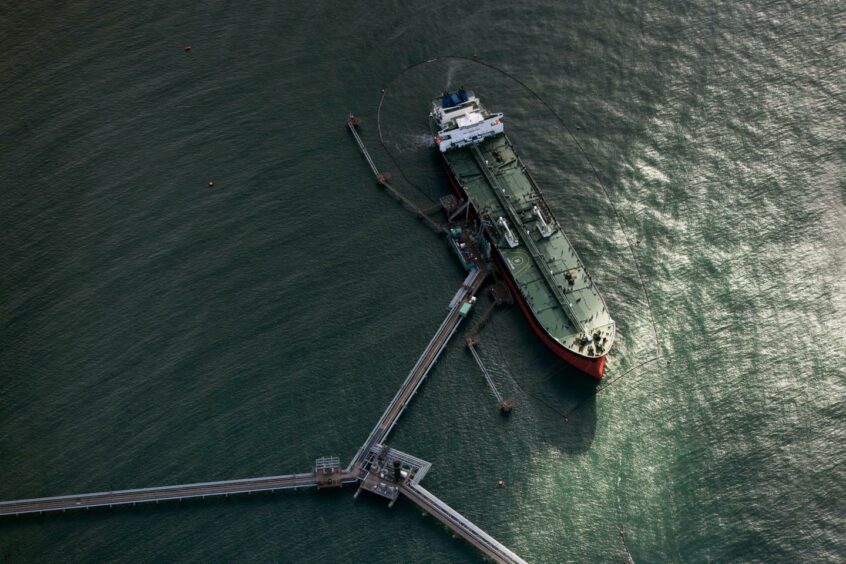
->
[529,363,598,457]
[489,308,598,456]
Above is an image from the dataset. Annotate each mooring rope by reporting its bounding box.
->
[375,55,661,358]
[376,86,437,204]
[489,307,664,421]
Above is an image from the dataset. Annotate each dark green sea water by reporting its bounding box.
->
[1,1,844,562]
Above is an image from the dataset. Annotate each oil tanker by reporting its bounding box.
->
[431,89,615,379]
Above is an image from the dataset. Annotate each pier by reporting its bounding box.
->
[467,339,512,412]
[349,266,487,469]
[401,482,527,564]
[466,281,514,412]
[347,114,443,233]
[0,465,357,517]
[0,115,528,564]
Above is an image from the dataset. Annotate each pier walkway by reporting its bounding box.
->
[468,341,503,404]
[0,470,358,517]
[347,114,442,233]
[401,482,527,564]
[350,266,487,469]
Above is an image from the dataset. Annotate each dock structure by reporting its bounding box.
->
[467,339,513,413]
[0,115,529,564]
[0,465,358,517]
[350,266,487,469]
[354,444,432,507]
[353,445,525,564]
[401,482,527,564]
[0,266,521,561]
[347,114,443,233]
[464,281,513,412]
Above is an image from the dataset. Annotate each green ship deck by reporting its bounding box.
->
[442,134,615,359]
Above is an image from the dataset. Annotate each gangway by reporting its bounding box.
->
[401,482,527,564]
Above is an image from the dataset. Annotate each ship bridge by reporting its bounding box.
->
[432,89,504,152]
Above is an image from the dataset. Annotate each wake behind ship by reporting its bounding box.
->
[431,89,615,379]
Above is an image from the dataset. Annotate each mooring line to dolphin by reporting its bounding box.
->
[489,311,664,421]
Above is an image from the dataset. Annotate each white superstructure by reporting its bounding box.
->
[431,89,504,152]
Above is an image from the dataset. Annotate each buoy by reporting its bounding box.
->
[497,480,504,488]
[184,46,192,52]
[208,180,214,187]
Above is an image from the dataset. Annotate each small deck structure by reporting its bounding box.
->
[354,444,431,507]
[314,456,344,489]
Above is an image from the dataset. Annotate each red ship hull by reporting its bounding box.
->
[491,251,606,380]
[442,161,607,380]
